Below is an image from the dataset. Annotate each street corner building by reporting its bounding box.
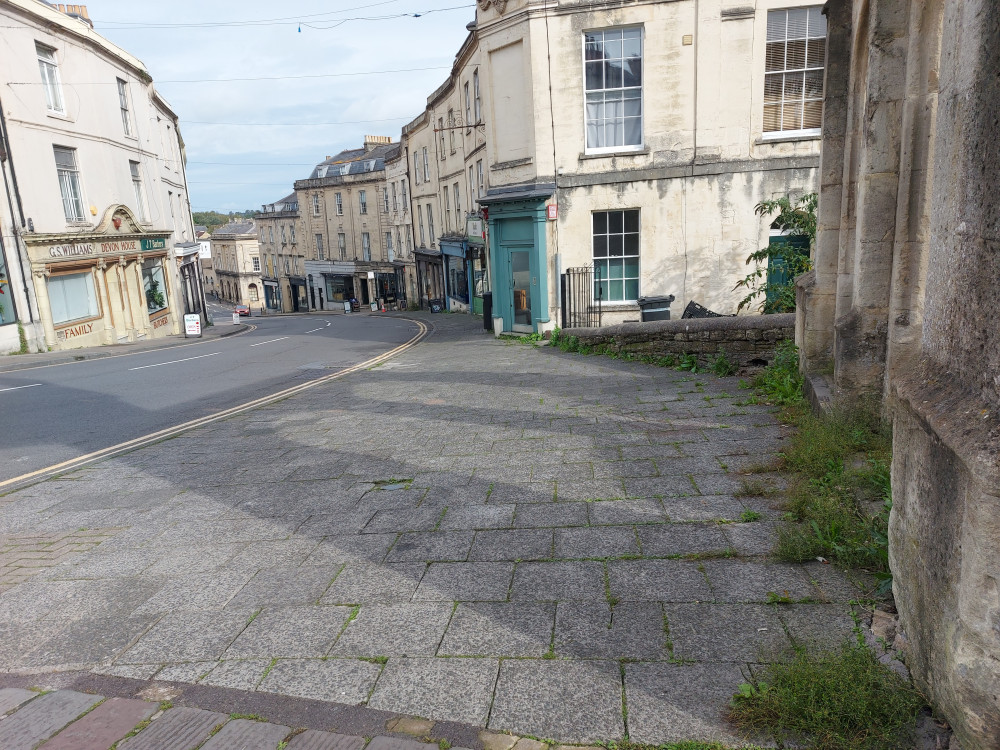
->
[0,0,204,353]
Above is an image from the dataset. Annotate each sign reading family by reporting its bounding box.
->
[48,236,169,258]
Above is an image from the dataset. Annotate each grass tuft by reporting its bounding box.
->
[729,640,925,750]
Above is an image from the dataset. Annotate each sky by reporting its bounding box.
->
[89,1,476,212]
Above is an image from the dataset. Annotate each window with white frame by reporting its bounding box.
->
[401,179,408,208]
[395,229,402,257]
[406,226,413,253]
[392,183,398,212]
[269,226,274,243]
[143,258,169,313]
[439,117,446,156]
[48,271,98,324]
[385,231,394,261]
[477,160,485,198]
[414,153,421,184]
[36,44,64,114]
[448,110,456,153]
[338,232,347,259]
[584,27,643,151]
[359,190,367,215]
[335,192,343,215]
[764,7,826,135]
[362,232,371,261]
[312,194,321,215]
[422,147,429,182]
[291,225,296,243]
[468,166,475,207]
[473,69,481,122]
[592,209,640,302]
[129,161,146,221]
[281,225,287,243]
[251,256,261,272]
[427,204,435,244]
[418,205,426,246]
[316,233,325,260]
[53,146,84,222]
[464,82,472,127]
[117,78,132,136]
[383,188,389,213]
[444,189,451,232]
[454,183,461,222]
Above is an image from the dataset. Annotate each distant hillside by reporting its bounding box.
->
[193,210,258,234]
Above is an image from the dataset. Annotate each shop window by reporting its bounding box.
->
[0,253,15,325]
[142,258,168,314]
[593,209,640,302]
[49,271,98,325]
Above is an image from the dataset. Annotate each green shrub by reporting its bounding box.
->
[710,350,739,377]
[753,340,803,406]
[730,640,925,750]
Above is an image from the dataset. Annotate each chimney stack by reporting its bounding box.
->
[363,135,393,152]
[55,4,93,26]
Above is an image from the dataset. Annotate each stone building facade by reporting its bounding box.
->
[383,142,417,308]
[0,0,200,352]
[473,0,822,333]
[210,220,262,307]
[295,137,398,310]
[796,1,1000,746]
[255,194,305,312]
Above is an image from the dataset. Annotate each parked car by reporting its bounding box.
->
[235,304,251,317]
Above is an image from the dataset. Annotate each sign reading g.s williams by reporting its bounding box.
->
[48,238,168,258]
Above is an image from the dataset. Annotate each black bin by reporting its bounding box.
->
[638,294,675,322]
[483,292,493,331]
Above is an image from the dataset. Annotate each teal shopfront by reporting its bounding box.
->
[480,188,552,333]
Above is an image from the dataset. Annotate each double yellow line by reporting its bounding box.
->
[0,319,429,494]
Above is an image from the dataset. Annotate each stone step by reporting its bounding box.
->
[118,705,229,750]
[199,718,290,749]
[42,697,158,750]
[0,689,102,750]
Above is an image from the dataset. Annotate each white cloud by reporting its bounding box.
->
[92,1,473,210]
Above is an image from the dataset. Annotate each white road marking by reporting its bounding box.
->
[129,352,220,371]
[249,337,290,347]
[304,328,324,334]
[0,383,42,393]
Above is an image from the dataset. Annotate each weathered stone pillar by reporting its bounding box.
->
[796,0,853,373]
[832,0,909,394]
[889,1,1000,746]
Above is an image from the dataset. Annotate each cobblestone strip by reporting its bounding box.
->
[0,528,120,588]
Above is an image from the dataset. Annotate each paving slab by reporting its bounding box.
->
[226,606,354,659]
[666,603,792,662]
[509,561,606,601]
[488,660,625,743]
[119,706,229,750]
[553,526,639,558]
[331,602,454,657]
[199,717,290,749]
[637,523,730,556]
[607,559,712,602]
[413,562,514,601]
[624,662,748,744]
[368,657,499,725]
[701,560,817,603]
[227,566,341,608]
[0,688,36,716]
[257,658,382,704]
[385,531,476,563]
[0,689,103,750]
[42,697,158,750]
[286,730,368,750]
[321,563,426,604]
[439,602,555,656]
[513,503,589,528]
[555,602,668,659]
[201,659,271,690]
[119,610,252,663]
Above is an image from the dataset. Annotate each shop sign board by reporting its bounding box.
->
[184,314,202,337]
[232,313,240,325]
[141,238,168,251]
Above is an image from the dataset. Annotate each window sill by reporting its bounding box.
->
[579,147,649,161]
[756,131,821,145]
[600,302,640,309]
[47,111,73,123]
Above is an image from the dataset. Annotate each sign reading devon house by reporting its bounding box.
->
[48,236,168,258]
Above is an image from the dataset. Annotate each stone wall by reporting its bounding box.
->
[796,1,1000,746]
[562,313,794,372]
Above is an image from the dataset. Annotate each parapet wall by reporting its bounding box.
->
[563,313,794,372]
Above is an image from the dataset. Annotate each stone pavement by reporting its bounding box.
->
[0,313,871,745]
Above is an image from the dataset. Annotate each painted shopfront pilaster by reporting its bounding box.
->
[485,196,550,333]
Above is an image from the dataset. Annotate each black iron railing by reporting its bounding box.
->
[561,265,602,329]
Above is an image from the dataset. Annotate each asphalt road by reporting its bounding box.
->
[0,307,421,483]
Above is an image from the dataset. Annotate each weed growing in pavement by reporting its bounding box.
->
[738,509,763,523]
[751,343,894,593]
[604,743,770,750]
[709,350,739,377]
[729,639,925,750]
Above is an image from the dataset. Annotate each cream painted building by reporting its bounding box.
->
[0,0,202,352]
[295,138,399,311]
[210,220,262,307]
[473,0,822,332]
[382,142,417,308]
[255,194,305,312]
